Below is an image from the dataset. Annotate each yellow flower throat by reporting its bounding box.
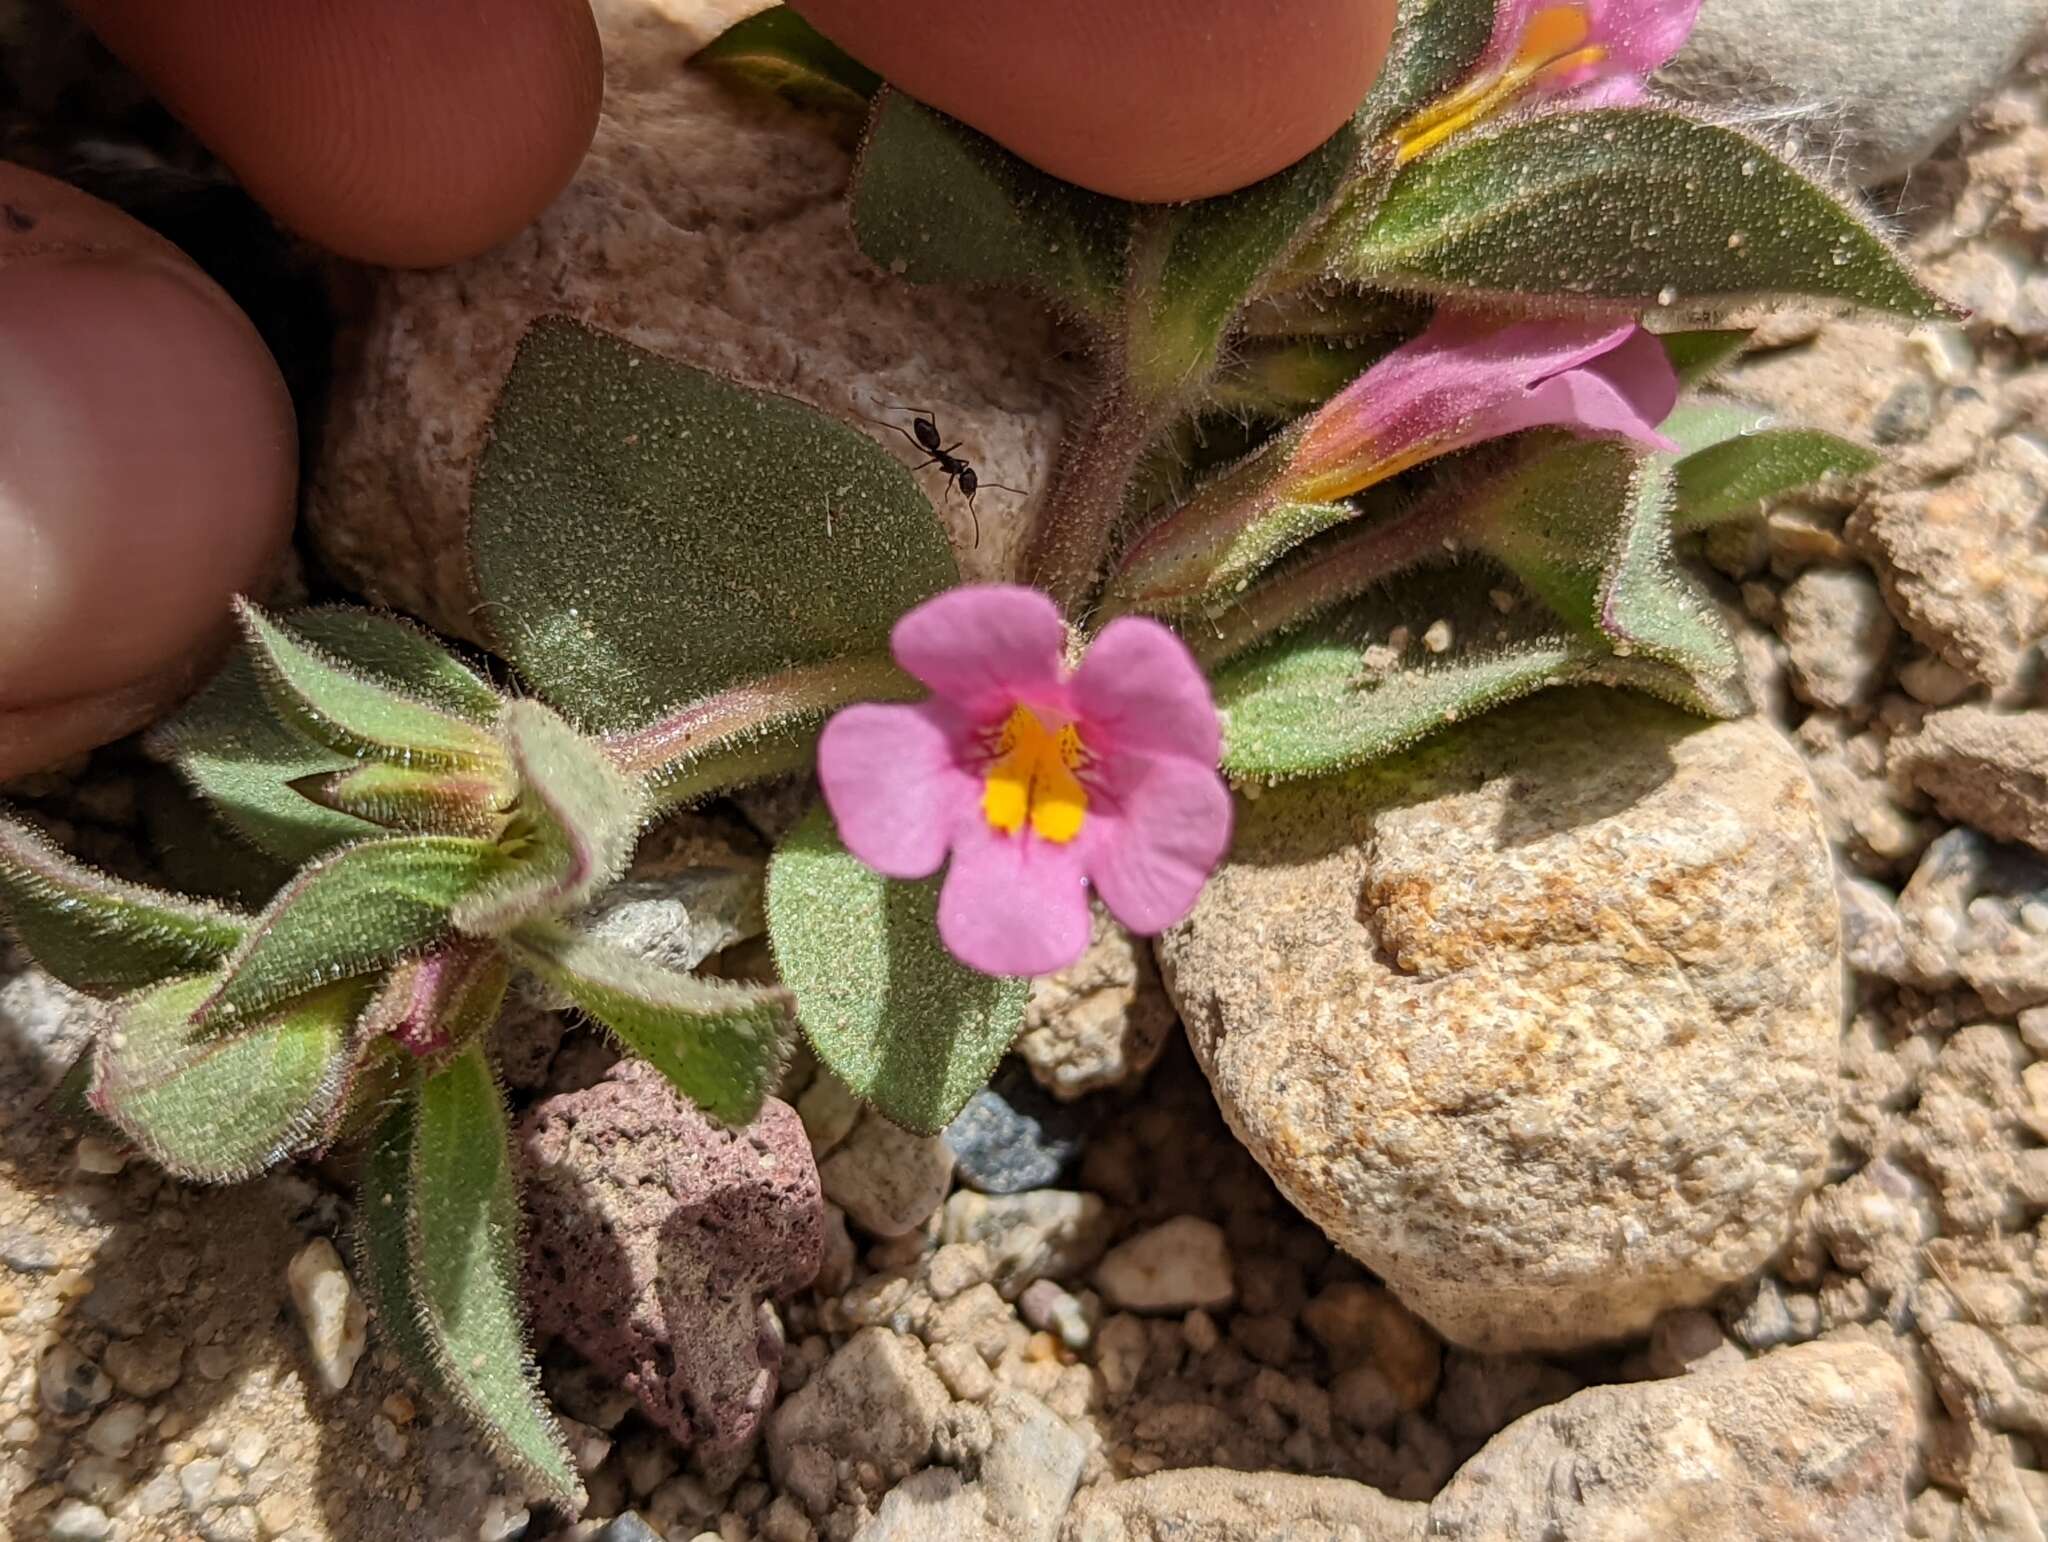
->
[982,706,1089,845]
[1396,5,1608,164]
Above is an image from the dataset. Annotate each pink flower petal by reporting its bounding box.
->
[1085,753,1234,937]
[1070,617,1221,765]
[1294,314,1656,495]
[1599,0,1701,75]
[1476,326,1679,452]
[1484,0,1699,84]
[890,585,1069,719]
[936,821,1094,976]
[818,702,977,880]
[1567,75,1650,108]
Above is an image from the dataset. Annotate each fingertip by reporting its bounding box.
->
[70,0,604,268]
[0,165,295,773]
[792,0,1397,202]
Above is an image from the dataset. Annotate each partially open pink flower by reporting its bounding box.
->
[1288,311,1680,505]
[1108,311,1681,613]
[1398,0,1702,161]
[818,586,1232,977]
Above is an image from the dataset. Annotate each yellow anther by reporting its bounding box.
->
[981,706,1089,844]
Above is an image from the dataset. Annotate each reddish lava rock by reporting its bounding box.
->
[519,1061,823,1452]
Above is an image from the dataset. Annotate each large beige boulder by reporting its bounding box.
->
[1162,690,1842,1352]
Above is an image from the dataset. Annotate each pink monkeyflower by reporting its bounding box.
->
[1398,0,1702,161]
[1287,311,1681,505]
[1109,311,1680,612]
[818,586,1232,978]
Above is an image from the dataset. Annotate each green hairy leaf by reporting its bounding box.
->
[1672,428,1881,529]
[1459,439,1741,692]
[1208,338,1388,419]
[200,837,504,1029]
[766,805,1031,1135]
[694,5,880,117]
[1596,471,1746,706]
[0,813,246,995]
[1658,328,1753,384]
[93,975,368,1181]
[236,601,505,772]
[287,608,502,723]
[289,763,510,839]
[1357,0,1497,137]
[506,924,788,1125]
[849,91,1129,318]
[150,650,374,865]
[1217,569,1590,780]
[409,1048,580,1504]
[356,1100,452,1404]
[1133,123,1363,390]
[1340,107,1948,319]
[1215,566,1731,781]
[152,607,503,864]
[451,701,645,935]
[470,318,958,736]
[1659,400,1771,457]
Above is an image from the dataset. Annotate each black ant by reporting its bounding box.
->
[866,405,1024,547]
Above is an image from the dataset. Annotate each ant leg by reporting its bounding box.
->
[860,414,929,452]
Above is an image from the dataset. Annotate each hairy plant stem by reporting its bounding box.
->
[1026,209,1216,621]
[1189,492,1465,668]
[1023,370,1172,619]
[603,654,917,811]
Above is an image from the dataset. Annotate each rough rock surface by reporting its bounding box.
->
[766,1328,950,1515]
[1061,1468,1425,1542]
[1893,707,2048,854]
[1895,828,2048,1012]
[1018,908,1179,1101]
[519,1060,822,1452]
[1427,1342,1914,1540]
[820,1112,956,1239]
[1780,565,1898,711]
[1660,0,2043,183]
[305,0,1066,639]
[1162,690,1841,1353]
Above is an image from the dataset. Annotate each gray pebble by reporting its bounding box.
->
[0,1226,57,1274]
[943,1065,1088,1196]
[593,1516,665,1542]
[179,1456,222,1512]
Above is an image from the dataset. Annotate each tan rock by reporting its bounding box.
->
[1093,1218,1234,1315]
[1427,1342,1914,1540]
[819,1112,955,1239]
[1892,706,2048,855]
[308,0,1067,640]
[1162,690,1841,1353]
[1300,1283,1441,1410]
[1018,906,1179,1101]
[1062,1468,1425,1542]
[767,1328,950,1516]
[1848,436,2048,693]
